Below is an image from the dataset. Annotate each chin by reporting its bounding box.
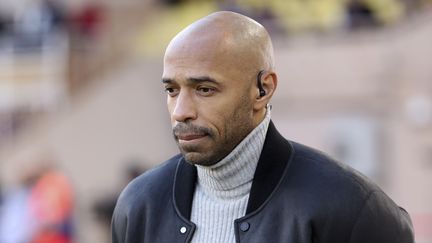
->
[183,152,218,166]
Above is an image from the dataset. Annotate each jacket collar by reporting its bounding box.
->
[173,121,294,219]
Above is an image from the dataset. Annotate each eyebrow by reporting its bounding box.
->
[161,76,219,85]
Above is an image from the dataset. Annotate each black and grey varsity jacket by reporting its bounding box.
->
[112,122,414,243]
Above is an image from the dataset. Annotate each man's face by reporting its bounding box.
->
[162,45,257,166]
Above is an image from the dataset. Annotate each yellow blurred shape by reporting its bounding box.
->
[134,1,217,57]
[364,0,405,24]
[310,0,346,31]
[269,0,346,32]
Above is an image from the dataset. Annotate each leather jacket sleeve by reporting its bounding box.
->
[111,190,128,243]
[348,190,415,243]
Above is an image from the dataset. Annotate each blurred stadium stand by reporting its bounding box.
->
[0,0,432,242]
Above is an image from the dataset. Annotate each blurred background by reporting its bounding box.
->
[0,0,431,242]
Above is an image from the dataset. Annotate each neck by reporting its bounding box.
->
[253,107,267,127]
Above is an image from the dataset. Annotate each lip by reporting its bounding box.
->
[176,134,207,141]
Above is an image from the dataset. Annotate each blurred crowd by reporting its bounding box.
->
[0,157,146,243]
[0,0,106,147]
[158,0,432,33]
[134,0,432,56]
[1,0,431,51]
[0,0,104,51]
[0,162,73,243]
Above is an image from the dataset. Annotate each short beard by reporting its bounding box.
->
[172,122,216,165]
[172,94,255,166]
[173,122,214,139]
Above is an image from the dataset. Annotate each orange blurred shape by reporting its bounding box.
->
[32,232,70,243]
[29,170,73,224]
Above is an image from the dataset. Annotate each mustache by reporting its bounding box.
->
[172,122,214,138]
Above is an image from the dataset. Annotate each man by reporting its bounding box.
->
[112,11,414,243]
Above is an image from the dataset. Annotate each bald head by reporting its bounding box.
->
[164,11,275,78]
[162,12,278,165]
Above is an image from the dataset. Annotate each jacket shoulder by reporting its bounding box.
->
[290,141,379,197]
[285,142,414,242]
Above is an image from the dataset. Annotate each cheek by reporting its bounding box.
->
[184,89,253,130]
[167,99,176,122]
[198,106,223,128]
[203,100,244,134]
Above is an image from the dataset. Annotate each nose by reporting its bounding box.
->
[170,90,197,122]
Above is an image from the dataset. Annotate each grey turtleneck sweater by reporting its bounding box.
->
[190,109,271,243]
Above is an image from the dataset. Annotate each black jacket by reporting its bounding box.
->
[112,122,414,243]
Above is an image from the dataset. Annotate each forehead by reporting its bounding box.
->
[163,53,220,78]
[164,52,225,82]
[162,62,228,88]
[163,44,252,85]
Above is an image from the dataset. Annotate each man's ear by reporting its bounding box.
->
[254,71,277,111]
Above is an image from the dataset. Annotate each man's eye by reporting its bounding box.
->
[197,87,215,96]
[164,87,178,96]
[199,87,211,92]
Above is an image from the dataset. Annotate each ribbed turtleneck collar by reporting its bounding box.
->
[195,108,271,200]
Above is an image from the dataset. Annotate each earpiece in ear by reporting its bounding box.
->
[259,89,266,97]
[257,70,266,97]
